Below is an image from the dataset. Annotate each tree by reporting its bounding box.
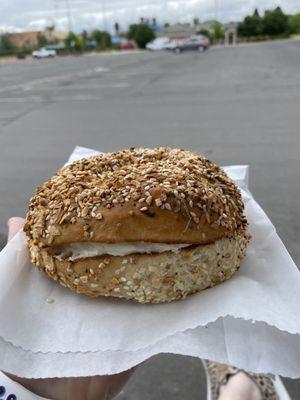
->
[127,23,155,48]
[81,30,88,41]
[0,34,15,53]
[92,30,111,49]
[288,13,300,34]
[197,29,212,42]
[81,30,89,49]
[114,22,120,35]
[64,32,83,52]
[193,17,200,27]
[211,21,225,40]
[45,23,55,41]
[262,7,288,36]
[37,33,48,48]
[164,22,170,29]
[237,8,262,37]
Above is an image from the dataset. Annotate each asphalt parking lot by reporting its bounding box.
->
[0,40,299,398]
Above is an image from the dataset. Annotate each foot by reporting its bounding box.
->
[218,371,261,400]
[203,360,279,400]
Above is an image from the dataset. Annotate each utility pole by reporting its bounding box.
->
[102,0,107,31]
[65,0,73,32]
[214,0,218,21]
[53,0,59,28]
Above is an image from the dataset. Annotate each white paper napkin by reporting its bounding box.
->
[1,316,300,379]
[0,146,299,378]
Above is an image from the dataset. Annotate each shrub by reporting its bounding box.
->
[92,30,111,50]
[64,32,83,52]
[262,7,288,36]
[127,24,155,48]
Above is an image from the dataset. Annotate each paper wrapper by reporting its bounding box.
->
[0,146,299,378]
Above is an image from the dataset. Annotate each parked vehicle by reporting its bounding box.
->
[16,52,26,60]
[172,35,209,54]
[165,39,180,51]
[121,41,136,50]
[32,48,56,59]
[146,37,171,51]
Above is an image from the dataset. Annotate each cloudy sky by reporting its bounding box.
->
[1,0,300,33]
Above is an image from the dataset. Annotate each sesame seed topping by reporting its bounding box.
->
[90,283,98,288]
[24,147,247,242]
[164,203,172,211]
[155,198,162,207]
[46,298,55,304]
[146,195,153,205]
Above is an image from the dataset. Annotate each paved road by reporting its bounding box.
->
[0,41,299,398]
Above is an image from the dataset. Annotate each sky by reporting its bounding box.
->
[0,0,300,33]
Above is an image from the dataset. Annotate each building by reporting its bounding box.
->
[199,20,238,45]
[8,31,39,48]
[224,22,239,45]
[161,23,196,39]
[8,29,66,49]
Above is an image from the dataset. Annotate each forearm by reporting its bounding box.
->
[5,369,135,400]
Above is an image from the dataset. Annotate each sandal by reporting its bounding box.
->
[202,360,291,400]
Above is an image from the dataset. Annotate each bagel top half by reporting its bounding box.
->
[24,147,247,246]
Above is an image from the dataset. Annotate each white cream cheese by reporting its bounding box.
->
[55,242,191,261]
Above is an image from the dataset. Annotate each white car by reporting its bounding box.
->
[168,35,210,54]
[146,37,170,51]
[165,39,182,50]
[32,48,56,59]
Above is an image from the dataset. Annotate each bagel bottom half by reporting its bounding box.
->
[29,234,249,303]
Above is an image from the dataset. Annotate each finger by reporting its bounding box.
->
[7,217,25,242]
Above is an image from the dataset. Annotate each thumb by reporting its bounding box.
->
[7,217,25,242]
